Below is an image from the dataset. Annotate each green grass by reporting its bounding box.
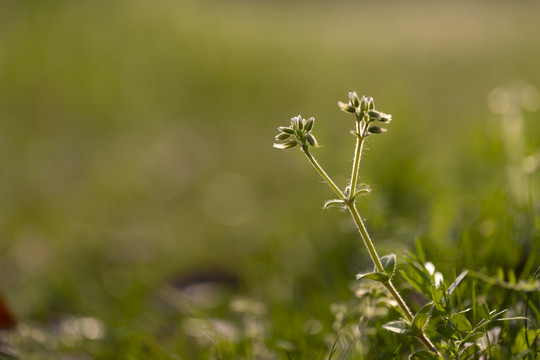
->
[0,0,539,358]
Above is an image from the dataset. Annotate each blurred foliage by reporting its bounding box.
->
[0,0,539,358]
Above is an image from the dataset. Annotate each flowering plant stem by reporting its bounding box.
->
[302,137,439,354]
[274,93,439,354]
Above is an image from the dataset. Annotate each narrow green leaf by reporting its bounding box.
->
[409,350,444,360]
[350,188,371,202]
[399,270,428,295]
[450,313,472,332]
[327,333,341,360]
[412,303,433,334]
[381,254,396,278]
[405,258,433,287]
[323,199,345,209]
[415,238,426,263]
[436,325,458,340]
[430,285,446,312]
[356,272,389,283]
[382,320,413,335]
[391,343,402,360]
[460,344,481,359]
[478,302,491,321]
[448,270,468,295]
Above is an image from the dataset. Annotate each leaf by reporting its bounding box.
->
[450,313,472,332]
[382,320,413,335]
[327,333,341,360]
[405,258,433,290]
[430,285,446,312]
[381,254,396,278]
[400,270,427,295]
[415,238,426,263]
[350,187,371,202]
[323,199,345,209]
[409,350,444,360]
[391,343,402,360]
[356,272,389,283]
[448,270,468,295]
[437,325,459,340]
[460,344,481,359]
[462,332,484,343]
[478,302,491,321]
[400,260,433,296]
[412,303,433,334]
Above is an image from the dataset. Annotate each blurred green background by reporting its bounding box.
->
[1,0,539,357]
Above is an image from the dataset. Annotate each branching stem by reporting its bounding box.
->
[302,146,346,202]
[348,120,365,198]
[302,145,439,355]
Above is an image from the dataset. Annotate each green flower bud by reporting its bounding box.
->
[338,101,356,113]
[278,126,294,134]
[275,132,291,141]
[378,114,392,123]
[368,97,375,110]
[368,110,392,123]
[368,126,386,134]
[306,133,318,147]
[291,115,302,127]
[349,91,360,107]
[273,141,298,149]
[360,96,368,113]
[367,110,382,120]
[304,117,314,132]
[298,120,304,130]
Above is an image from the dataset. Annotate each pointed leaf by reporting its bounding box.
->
[436,325,458,340]
[381,254,396,278]
[448,270,468,295]
[391,344,402,360]
[356,272,389,283]
[350,188,371,202]
[430,285,446,312]
[399,270,428,295]
[406,258,433,287]
[323,199,345,209]
[450,313,472,332]
[478,302,491,321]
[460,344,481,359]
[382,320,413,335]
[412,303,433,334]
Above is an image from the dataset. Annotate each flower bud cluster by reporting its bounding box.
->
[273,115,319,150]
[338,92,392,137]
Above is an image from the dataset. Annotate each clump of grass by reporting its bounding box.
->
[273,92,540,359]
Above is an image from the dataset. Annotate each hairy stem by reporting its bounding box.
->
[348,121,365,198]
[302,147,439,354]
[347,203,384,272]
[302,146,346,202]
